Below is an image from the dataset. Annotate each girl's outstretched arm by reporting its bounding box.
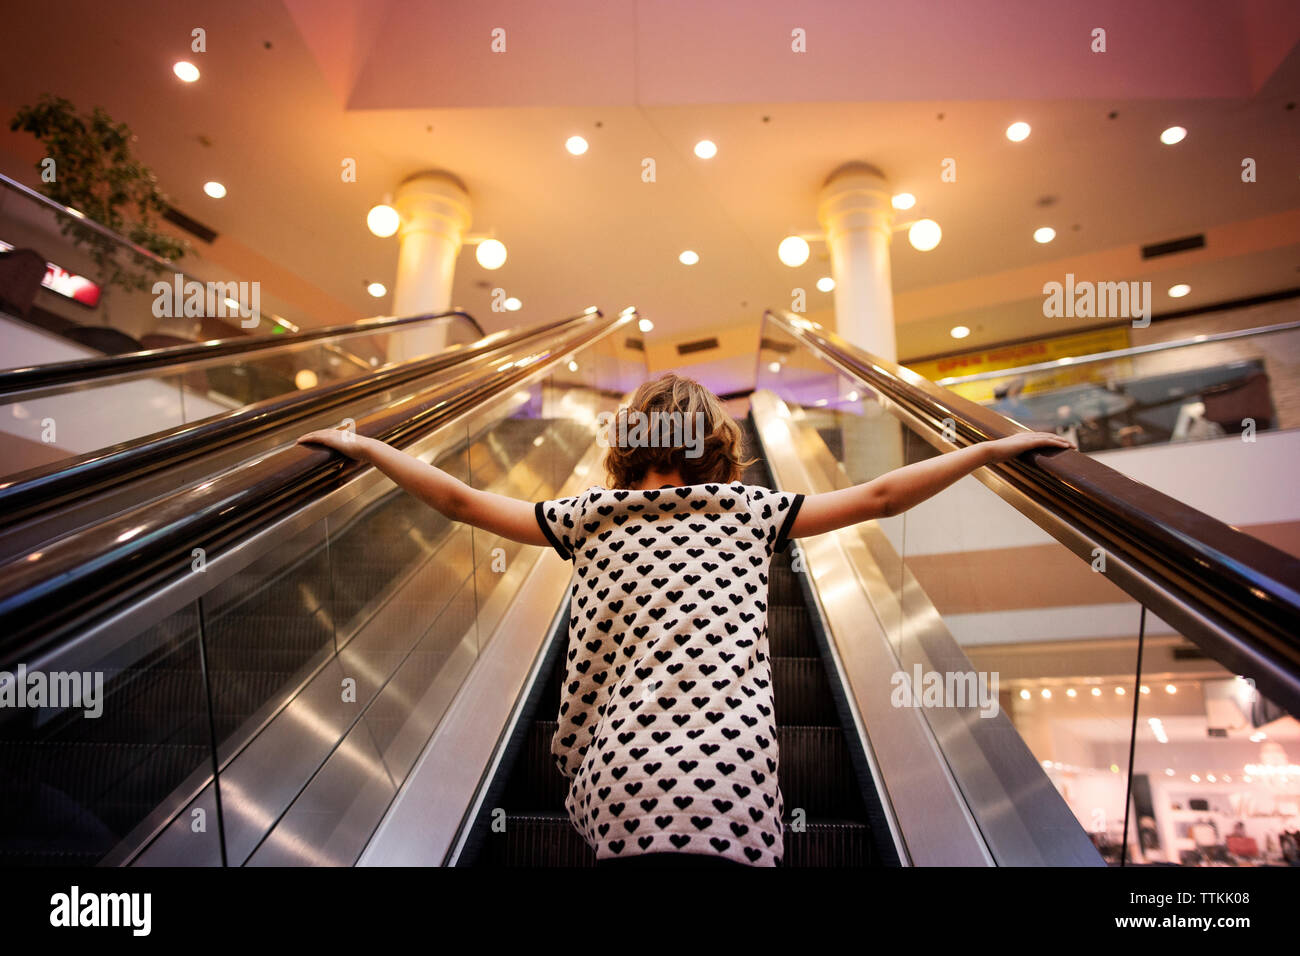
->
[297,428,549,547]
[790,431,1074,538]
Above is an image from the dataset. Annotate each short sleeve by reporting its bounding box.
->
[535,493,585,561]
[749,486,805,555]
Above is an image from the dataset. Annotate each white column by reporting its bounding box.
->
[391,171,472,361]
[816,162,903,480]
[816,162,897,362]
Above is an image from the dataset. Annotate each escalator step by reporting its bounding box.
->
[767,605,818,657]
[771,658,839,725]
[767,561,804,607]
[479,813,874,867]
[783,820,874,867]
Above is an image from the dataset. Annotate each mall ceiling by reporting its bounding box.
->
[1,0,1298,392]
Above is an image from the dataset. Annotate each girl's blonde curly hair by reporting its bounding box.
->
[602,373,757,488]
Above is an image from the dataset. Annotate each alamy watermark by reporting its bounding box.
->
[1043,273,1151,328]
[151,273,261,328]
[890,664,999,718]
[595,410,707,459]
[50,886,150,936]
[0,663,103,718]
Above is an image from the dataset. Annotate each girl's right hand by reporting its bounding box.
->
[297,427,369,460]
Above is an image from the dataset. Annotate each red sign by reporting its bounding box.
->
[0,240,102,307]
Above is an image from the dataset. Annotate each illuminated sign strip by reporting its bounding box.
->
[0,239,102,307]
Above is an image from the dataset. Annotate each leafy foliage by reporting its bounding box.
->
[9,94,188,292]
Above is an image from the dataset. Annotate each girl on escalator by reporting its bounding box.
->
[298,372,1071,867]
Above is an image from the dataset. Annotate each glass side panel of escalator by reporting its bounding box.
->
[0,312,480,481]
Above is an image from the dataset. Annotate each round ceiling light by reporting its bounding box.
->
[476,238,507,270]
[778,235,810,267]
[367,204,400,238]
[908,219,943,251]
[1005,121,1031,142]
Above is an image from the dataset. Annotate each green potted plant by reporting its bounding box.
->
[9,94,188,319]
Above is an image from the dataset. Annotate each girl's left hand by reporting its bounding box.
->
[989,430,1076,461]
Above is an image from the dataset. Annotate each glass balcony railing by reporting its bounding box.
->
[928,319,1300,453]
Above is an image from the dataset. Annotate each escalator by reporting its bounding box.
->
[2,304,1297,868]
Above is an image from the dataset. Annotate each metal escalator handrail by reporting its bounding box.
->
[0,308,601,530]
[0,308,487,396]
[763,308,1300,712]
[0,308,637,663]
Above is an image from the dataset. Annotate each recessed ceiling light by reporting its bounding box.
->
[565,136,589,155]
[908,219,942,251]
[203,181,226,199]
[476,238,507,270]
[1165,683,1178,694]
[295,369,318,390]
[1005,121,1031,142]
[367,204,400,238]
[891,193,916,210]
[504,297,522,311]
[679,250,699,265]
[366,282,386,298]
[950,325,970,339]
[1033,226,1056,244]
[1019,689,1031,700]
[693,140,717,159]
[768,361,781,374]
[568,360,579,372]
[1160,126,1187,145]
[816,276,835,292]
[1168,283,1191,298]
[778,235,810,267]
[1091,687,1102,697]
[173,61,200,83]
[638,317,654,333]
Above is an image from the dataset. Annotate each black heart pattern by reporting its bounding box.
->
[535,482,806,867]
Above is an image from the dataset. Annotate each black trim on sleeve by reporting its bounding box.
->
[773,493,805,554]
[535,500,572,560]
